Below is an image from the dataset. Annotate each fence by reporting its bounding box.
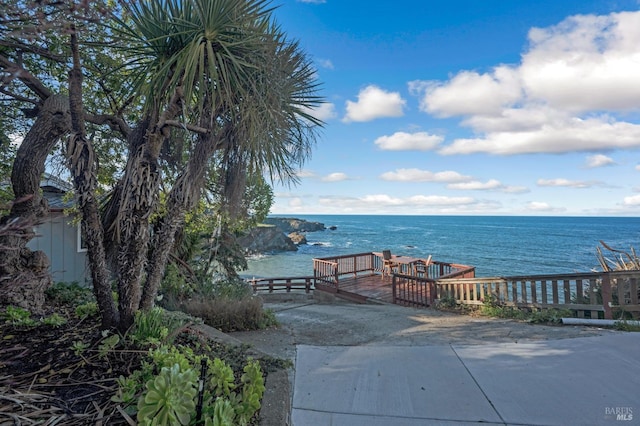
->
[436,271,640,319]
[248,276,314,294]
[392,264,476,307]
[313,252,378,291]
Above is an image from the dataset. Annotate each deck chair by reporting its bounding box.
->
[413,255,432,277]
[382,249,397,278]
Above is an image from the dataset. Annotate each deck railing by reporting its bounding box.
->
[436,270,640,319]
[313,252,377,291]
[248,276,315,294]
[392,263,476,307]
[249,252,640,318]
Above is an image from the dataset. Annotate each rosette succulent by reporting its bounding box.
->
[137,364,198,425]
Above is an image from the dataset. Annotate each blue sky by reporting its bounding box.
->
[268,0,640,216]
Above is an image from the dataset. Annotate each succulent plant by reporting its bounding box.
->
[209,358,235,397]
[137,364,198,425]
[206,398,236,426]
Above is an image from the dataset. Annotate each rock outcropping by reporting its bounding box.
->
[238,226,298,254]
[263,217,325,233]
[239,217,326,254]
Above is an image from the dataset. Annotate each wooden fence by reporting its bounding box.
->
[248,276,314,294]
[313,252,378,291]
[249,252,640,318]
[436,270,640,319]
[392,264,476,307]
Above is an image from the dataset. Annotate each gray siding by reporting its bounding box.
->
[27,212,90,285]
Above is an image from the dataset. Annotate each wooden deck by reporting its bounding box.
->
[328,273,395,304]
[251,251,640,318]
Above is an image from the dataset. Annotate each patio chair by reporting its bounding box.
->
[413,255,432,277]
[382,250,397,278]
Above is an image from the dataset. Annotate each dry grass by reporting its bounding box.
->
[178,296,276,332]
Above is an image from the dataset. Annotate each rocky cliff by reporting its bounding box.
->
[239,217,327,254]
[263,217,325,233]
[237,226,298,254]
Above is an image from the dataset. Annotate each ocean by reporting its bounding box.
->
[241,215,640,279]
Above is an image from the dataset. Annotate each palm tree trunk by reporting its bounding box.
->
[113,91,183,329]
[67,29,119,329]
[140,134,216,309]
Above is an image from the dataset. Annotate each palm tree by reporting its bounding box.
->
[98,0,323,327]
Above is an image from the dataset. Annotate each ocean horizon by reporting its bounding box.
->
[242,215,640,279]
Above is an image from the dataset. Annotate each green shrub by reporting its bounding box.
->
[527,308,573,324]
[129,307,194,346]
[205,278,253,300]
[614,320,640,332]
[45,282,94,305]
[436,296,457,309]
[160,264,195,301]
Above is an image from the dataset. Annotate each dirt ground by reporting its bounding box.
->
[229,294,614,361]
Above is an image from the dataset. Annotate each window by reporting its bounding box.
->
[77,223,87,252]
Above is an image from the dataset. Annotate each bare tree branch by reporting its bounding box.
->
[0,54,51,100]
[0,40,67,63]
[85,112,130,137]
[164,120,210,135]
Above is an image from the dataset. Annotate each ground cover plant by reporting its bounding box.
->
[0,283,286,424]
[435,293,573,324]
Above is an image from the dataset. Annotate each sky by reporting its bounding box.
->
[267,0,640,216]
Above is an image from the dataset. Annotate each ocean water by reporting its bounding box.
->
[241,215,640,279]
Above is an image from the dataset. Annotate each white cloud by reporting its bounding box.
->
[317,59,334,69]
[624,194,640,205]
[380,168,470,182]
[406,195,476,206]
[295,169,316,179]
[416,66,522,117]
[537,178,592,188]
[635,164,640,172]
[304,102,337,121]
[526,201,561,212]
[343,85,406,122]
[374,131,443,151]
[585,154,615,168]
[438,116,640,155]
[413,10,640,156]
[447,179,529,193]
[380,168,528,193]
[288,197,304,208]
[318,194,476,209]
[502,185,530,194]
[447,179,502,190]
[522,12,640,111]
[321,172,349,182]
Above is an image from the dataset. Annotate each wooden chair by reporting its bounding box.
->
[382,250,397,278]
[413,255,432,277]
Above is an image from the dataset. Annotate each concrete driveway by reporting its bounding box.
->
[231,298,639,425]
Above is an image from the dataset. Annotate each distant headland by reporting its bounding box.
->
[238,217,333,254]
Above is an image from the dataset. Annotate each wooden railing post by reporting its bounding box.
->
[602,273,613,319]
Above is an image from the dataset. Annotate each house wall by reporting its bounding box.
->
[27,211,90,285]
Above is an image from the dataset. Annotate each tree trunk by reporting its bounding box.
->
[112,90,183,328]
[0,94,69,312]
[67,30,119,329]
[140,133,215,309]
